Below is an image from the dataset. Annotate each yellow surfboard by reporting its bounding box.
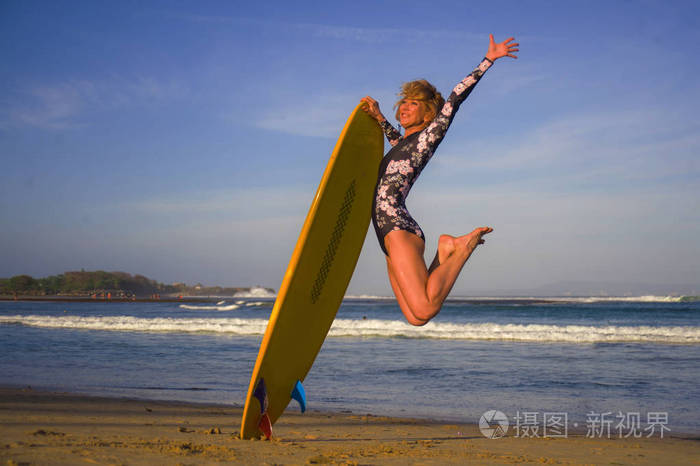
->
[240,103,383,439]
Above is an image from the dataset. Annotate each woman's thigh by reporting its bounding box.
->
[385,230,429,300]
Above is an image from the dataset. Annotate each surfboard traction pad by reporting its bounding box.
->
[310,180,356,304]
[253,378,307,439]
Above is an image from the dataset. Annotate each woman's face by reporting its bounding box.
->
[398,99,430,129]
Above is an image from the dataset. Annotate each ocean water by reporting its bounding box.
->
[1,295,698,435]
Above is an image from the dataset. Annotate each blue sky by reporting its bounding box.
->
[1,0,698,295]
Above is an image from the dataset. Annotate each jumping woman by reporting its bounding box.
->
[361,34,518,326]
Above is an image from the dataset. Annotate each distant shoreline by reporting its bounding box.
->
[0,295,562,305]
[2,295,698,304]
[0,296,251,303]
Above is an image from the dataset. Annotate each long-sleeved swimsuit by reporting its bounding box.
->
[371,58,493,256]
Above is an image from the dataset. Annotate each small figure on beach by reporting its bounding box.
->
[361,34,518,326]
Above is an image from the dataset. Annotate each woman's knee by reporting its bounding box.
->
[404,312,430,327]
[400,298,440,324]
[410,301,441,322]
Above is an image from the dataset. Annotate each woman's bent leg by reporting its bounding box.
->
[386,257,429,326]
[385,227,492,325]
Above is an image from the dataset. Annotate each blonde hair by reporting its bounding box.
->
[394,79,445,123]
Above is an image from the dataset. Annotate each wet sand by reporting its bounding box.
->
[1,387,698,465]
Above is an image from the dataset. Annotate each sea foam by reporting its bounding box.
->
[232,287,276,298]
[562,295,688,303]
[446,295,694,303]
[178,304,240,311]
[1,315,698,344]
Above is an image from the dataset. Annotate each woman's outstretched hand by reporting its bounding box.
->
[361,96,386,123]
[485,34,519,62]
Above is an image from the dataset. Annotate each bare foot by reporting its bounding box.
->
[455,227,493,255]
[429,228,493,274]
[436,228,493,264]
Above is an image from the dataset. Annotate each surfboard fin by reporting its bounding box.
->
[291,380,307,413]
[253,378,273,439]
[253,378,269,414]
[258,412,273,440]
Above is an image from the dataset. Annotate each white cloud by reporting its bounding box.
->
[299,23,483,45]
[433,105,700,189]
[113,185,313,223]
[2,76,188,130]
[255,92,359,138]
[170,12,485,46]
[5,80,95,130]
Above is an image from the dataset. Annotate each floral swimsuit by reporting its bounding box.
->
[371,58,493,256]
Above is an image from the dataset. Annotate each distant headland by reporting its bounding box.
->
[0,270,275,300]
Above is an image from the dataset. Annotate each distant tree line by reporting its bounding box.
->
[0,270,269,297]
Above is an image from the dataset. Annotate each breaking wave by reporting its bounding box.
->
[560,295,693,303]
[446,295,697,303]
[1,315,698,344]
[178,304,240,311]
[178,301,272,311]
[232,287,276,298]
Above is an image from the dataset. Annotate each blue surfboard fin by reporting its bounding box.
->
[291,380,306,413]
[253,378,269,414]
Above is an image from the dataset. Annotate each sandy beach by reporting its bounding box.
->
[0,388,697,465]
